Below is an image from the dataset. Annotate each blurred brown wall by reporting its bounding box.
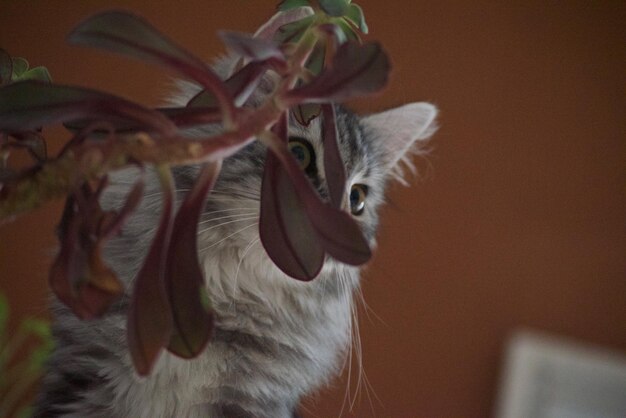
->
[1,1,625,417]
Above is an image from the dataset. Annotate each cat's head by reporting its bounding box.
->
[171,98,437,282]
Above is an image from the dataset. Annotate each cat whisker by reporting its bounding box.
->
[199,222,258,252]
[197,217,258,235]
[232,237,260,300]
[198,212,257,226]
[202,207,258,216]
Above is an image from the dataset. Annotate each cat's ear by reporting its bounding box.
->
[361,102,438,185]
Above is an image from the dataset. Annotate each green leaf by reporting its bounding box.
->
[345,4,368,34]
[14,66,52,83]
[20,318,51,340]
[318,0,351,17]
[336,17,360,42]
[278,0,311,12]
[11,57,28,78]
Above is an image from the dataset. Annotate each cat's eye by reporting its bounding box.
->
[288,138,315,172]
[349,184,368,216]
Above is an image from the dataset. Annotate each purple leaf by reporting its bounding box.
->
[260,113,324,280]
[264,133,371,265]
[219,31,284,63]
[68,11,232,111]
[321,105,345,208]
[0,81,176,134]
[49,192,124,320]
[64,106,222,134]
[285,41,390,103]
[166,162,220,358]
[0,49,12,85]
[127,171,173,376]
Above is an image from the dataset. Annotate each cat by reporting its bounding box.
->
[33,54,437,417]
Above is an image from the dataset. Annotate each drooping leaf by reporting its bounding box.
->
[49,237,123,320]
[219,31,284,63]
[127,168,174,376]
[318,0,351,17]
[278,0,310,11]
[345,4,368,34]
[49,182,125,319]
[68,11,231,108]
[254,6,314,40]
[321,105,345,207]
[263,132,371,265]
[0,49,12,85]
[0,81,176,134]
[286,41,390,103]
[260,112,324,280]
[166,162,219,358]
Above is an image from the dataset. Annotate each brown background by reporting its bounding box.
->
[1,1,625,417]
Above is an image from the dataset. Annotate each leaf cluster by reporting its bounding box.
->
[0,0,388,375]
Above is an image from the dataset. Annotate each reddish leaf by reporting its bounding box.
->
[285,41,390,104]
[64,106,222,134]
[127,170,173,375]
[261,151,325,280]
[219,31,284,63]
[68,11,231,111]
[49,193,124,320]
[260,112,324,280]
[166,162,220,358]
[0,81,175,134]
[321,105,345,208]
[264,133,371,265]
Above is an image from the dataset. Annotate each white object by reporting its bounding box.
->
[495,331,626,418]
